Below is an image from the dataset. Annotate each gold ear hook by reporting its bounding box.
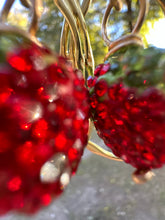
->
[58,0,94,79]
[102,0,148,59]
[60,0,91,59]
[87,141,123,161]
[102,0,123,46]
[19,0,32,8]
[69,0,94,78]
[19,0,43,37]
[28,0,43,37]
[0,23,42,46]
[0,0,15,22]
[0,0,43,38]
[54,0,85,72]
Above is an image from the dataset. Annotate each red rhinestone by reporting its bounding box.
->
[32,119,48,138]
[100,63,110,76]
[7,49,32,72]
[90,94,98,109]
[7,176,22,192]
[41,194,51,206]
[54,133,67,151]
[94,64,104,76]
[87,76,96,88]
[95,80,108,97]
[94,63,110,77]
[68,148,79,161]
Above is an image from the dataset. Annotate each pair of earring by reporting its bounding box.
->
[0,0,165,215]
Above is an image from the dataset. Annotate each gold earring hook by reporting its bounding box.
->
[19,0,32,8]
[60,0,91,57]
[28,0,43,37]
[56,0,94,80]
[0,0,43,38]
[0,23,42,46]
[102,0,148,59]
[60,0,91,68]
[102,0,123,46]
[54,0,85,72]
[69,0,94,78]
[0,0,15,23]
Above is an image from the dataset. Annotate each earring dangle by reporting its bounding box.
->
[0,0,90,214]
[87,0,165,184]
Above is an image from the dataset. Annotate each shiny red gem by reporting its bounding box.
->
[0,41,89,215]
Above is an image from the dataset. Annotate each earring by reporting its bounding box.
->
[0,0,89,214]
[88,0,165,184]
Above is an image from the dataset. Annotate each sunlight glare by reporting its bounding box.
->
[146,18,165,48]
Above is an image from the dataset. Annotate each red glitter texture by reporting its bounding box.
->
[0,43,89,214]
[88,64,165,171]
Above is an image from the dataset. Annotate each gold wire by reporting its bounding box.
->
[59,0,94,79]
[0,0,43,38]
[132,0,148,34]
[102,0,148,58]
[102,0,123,46]
[105,34,143,60]
[0,23,42,46]
[54,0,85,72]
[29,0,43,37]
[87,141,122,161]
[19,0,32,8]
[60,0,91,58]
[0,0,15,22]
[69,0,94,78]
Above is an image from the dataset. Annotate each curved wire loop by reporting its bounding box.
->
[19,0,32,8]
[157,0,165,14]
[55,0,94,79]
[60,0,91,60]
[0,0,15,22]
[0,0,43,38]
[87,141,122,161]
[28,0,43,36]
[0,23,42,46]
[102,0,148,59]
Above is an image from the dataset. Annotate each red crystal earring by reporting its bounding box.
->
[88,0,165,183]
[0,0,90,214]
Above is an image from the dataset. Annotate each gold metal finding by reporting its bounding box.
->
[19,0,32,8]
[28,0,43,37]
[0,0,15,22]
[132,170,155,184]
[0,23,41,46]
[55,0,94,79]
[87,141,122,161]
[0,0,43,41]
[102,0,148,59]
[54,0,85,72]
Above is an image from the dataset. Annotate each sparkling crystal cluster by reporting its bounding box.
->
[88,46,165,172]
[0,40,89,214]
